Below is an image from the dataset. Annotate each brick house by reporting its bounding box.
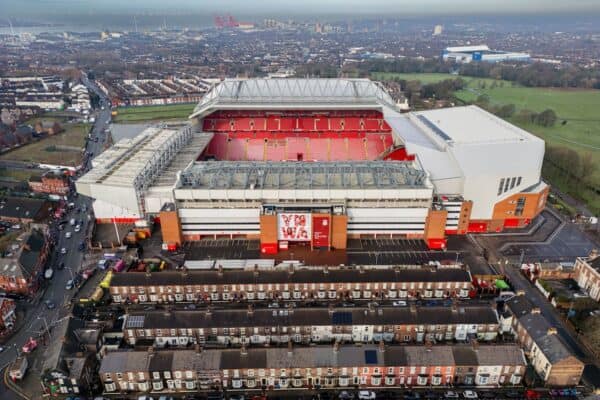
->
[122,304,499,347]
[574,251,600,302]
[98,343,526,395]
[28,170,70,196]
[0,229,49,295]
[0,296,16,333]
[0,197,49,225]
[109,267,474,304]
[500,295,584,386]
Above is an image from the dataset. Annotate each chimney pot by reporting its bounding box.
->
[241,344,248,356]
[247,304,254,316]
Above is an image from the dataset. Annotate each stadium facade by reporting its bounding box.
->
[76,78,548,252]
[442,45,531,63]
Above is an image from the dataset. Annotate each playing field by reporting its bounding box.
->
[113,104,195,123]
[372,72,600,212]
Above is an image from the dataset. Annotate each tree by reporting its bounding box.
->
[496,104,516,118]
[476,94,490,106]
[536,109,558,127]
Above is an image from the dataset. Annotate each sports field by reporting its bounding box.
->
[113,104,195,123]
[372,72,600,212]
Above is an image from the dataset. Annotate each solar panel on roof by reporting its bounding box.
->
[417,115,452,142]
[364,350,378,365]
[126,315,145,328]
[331,311,353,325]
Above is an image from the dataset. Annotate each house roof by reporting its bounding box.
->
[125,305,498,330]
[535,334,577,364]
[0,229,46,280]
[0,197,46,221]
[110,267,472,287]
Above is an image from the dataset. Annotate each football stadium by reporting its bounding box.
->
[76,78,548,252]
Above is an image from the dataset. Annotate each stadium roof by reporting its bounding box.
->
[190,78,398,118]
[445,45,490,53]
[179,161,427,190]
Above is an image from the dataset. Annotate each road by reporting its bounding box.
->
[0,77,111,399]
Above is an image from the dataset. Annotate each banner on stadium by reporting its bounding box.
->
[312,215,331,248]
[278,213,311,241]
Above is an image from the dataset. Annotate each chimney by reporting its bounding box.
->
[145,271,152,279]
[409,303,417,314]
[247,304,254,316]
[254,264,259,277]
[328,304,334,315]
[195,344,202,354]
[287,340,293,357]
[333,340,340,353]
[547,327,557,335]
[288,264,294,275]
[241,344,248,356]
[359,265,365,274]
[451,301,458,313]
[323,266,329,274]
[531,307,541,314]
[181,266,188,277]
[368,302,376,314]
[205,306,212,319]
[164,306,171,317]
[425,340,432,352]
[217,264,223,276]
[589,249,599,260]
[378,340,385,353]
[148,346,154,354]
[471,339,479,351]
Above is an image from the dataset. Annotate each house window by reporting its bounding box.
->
[417,375,428,386]
[478,375,489,385]
[515,197,526,216]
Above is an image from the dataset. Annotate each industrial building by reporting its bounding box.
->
[76,78,547,251]
[442,45,531,63]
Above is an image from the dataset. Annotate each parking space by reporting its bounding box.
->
[184,239,260,260]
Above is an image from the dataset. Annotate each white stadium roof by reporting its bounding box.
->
[190,78,398,118]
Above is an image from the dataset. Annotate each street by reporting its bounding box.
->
[0,77,111,399]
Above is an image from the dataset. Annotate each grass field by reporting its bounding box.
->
[113,104,195,123]
[0,122,90,167]
[371,71,600,212]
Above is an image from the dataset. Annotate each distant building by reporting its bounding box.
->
[521,262,575,282]
[442,45,530,63]
[0,228,49,295]
[433,25,443,36]
[574,250,600,302]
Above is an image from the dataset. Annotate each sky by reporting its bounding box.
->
[3,0,600,17]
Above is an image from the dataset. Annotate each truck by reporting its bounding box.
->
[8,357,28,381]
[99,271,113,289]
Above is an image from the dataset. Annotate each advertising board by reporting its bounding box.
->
[278,213,311,241]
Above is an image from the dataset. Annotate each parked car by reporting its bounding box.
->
[463,391,478,399]
[358,391,376,400]
[66,280,74,290]
[45,300,56,309]
[339,392,354,400]
[22,337,37,353]
[74,224,81,232]
[444,391,460,399]
[60,247,67,254]
[65,232,72,239]
[392,300,408,307]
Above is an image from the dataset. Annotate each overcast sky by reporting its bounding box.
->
[3,0,600,17]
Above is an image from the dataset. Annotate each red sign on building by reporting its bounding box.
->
[312,215,330,248]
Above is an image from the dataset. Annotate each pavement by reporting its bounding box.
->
[0,77,112,399]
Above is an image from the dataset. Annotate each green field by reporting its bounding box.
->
[113,104,195,123]
[371,72,600,212]
[0,122,90,167]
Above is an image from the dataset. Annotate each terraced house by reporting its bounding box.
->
[123,304,499,347]
[99,343,526,395]
[108,266,473,304]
